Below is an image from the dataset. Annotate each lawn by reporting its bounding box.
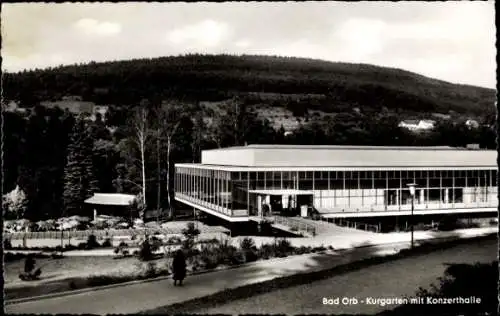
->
[4,254,174,300]
[4,255,154,287]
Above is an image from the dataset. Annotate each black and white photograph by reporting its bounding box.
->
[2,1,497,315]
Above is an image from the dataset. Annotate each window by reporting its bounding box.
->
[282,171,290,180]
[314,171,322,180]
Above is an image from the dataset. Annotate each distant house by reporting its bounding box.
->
[3,101,27,114]
[90,105,109,122]
[40,97,109,122]
[431,113,451,120]
[465,119,479,129]
[40,99,94,115]
[398,119,436,132]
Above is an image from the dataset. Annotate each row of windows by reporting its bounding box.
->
[176,167,231,180]
[225,170,497,182]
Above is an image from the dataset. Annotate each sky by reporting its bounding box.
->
[1,1,496,89]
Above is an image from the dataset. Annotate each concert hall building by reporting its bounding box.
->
[174,145,497,225]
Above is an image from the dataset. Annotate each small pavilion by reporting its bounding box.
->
[84,193,137,219]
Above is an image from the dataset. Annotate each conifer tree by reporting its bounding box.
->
[63,116,98,216]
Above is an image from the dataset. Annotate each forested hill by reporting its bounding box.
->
[3,54,496,115]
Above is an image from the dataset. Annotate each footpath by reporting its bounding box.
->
[5,226,497,315]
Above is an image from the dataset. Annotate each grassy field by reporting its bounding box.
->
[4,255,153,286]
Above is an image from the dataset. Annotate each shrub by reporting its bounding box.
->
[200,244,220,270]
[3,239,12,250]
[243,249,258,263]
[138,239,153,261]
[182,222,201,240]
[217,239,238,265]
[77,242,87,250]
[102,238,113,248]
[239,237,256,251]
[182,237,195,249]
[64,244,78,251]
[86,235,100,249]
[143,262,158,278]
[149,236,162,252]
[166,236,182,245]
[114,241,129,256]
[295,246,311,255]
[199,238,219,245]
[274,239,293,257]
[259,243,275,260]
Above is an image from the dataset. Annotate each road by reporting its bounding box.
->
[194,239,497,315]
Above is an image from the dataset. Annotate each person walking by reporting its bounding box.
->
[172,249,186,286]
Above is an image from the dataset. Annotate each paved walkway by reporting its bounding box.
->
[6,227,496,315]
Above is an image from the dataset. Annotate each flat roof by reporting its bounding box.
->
[199,145,497,168]
[206,145,461,151]
[84,193,136,206]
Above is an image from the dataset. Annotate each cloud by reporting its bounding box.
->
[334,18,387,59]
[167,19,231,47]
[234,39,252,48]
[74,18,122,36]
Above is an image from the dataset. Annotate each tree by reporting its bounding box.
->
[128,103,150,220]
[191,112,206,163]
[63,116,98,216]
[82,126,99,198]
[63,118,85,215]
[153,101,185,219]
[2,185,28,219]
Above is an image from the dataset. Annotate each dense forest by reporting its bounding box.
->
[2,54,497,221]
[3,54,496,115]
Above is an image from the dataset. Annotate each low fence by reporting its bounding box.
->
[4,226,229,240]
[273,216,317,236]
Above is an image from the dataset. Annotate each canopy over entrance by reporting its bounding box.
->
[248,189,314,195]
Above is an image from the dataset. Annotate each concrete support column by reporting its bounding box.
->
[419,189,424,204]
[257,195,262,217]
[444,188,449,204]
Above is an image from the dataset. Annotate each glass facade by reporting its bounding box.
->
[175,167,498,217]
